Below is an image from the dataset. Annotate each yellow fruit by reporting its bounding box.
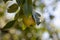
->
[23,16,35,27]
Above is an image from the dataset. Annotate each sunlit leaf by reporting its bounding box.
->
[21,23,26,30]
[16,20,26,30]
[7,3,18,13]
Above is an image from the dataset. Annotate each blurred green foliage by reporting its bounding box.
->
[0,0,58,40]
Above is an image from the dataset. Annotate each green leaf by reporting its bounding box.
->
[16,0,25,6]
[15,0,32,18]
[31,36,36,40]
[23,0,32,17]
[21,23,26,30]
[2,20,16,30]
[7,3,18,13]
[16,20,26,31]
[14,8,24,20]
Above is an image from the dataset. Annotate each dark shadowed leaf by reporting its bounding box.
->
[2,20,16,30]
[16,0,25,6]
[1,20,16,34]
[23,0,32,17]
[1,30,9,34]
[14,8,24,20]
[50,15,54,19]
[15,23,22,30]
[7,3,18,13]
